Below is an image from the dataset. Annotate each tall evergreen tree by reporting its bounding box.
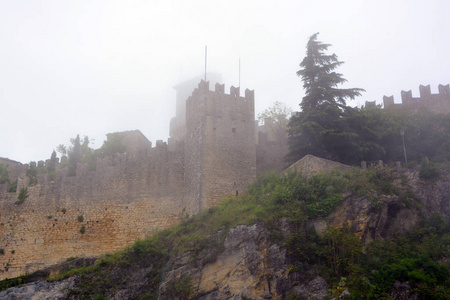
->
[287,33,364,163]
[297,32,364,112]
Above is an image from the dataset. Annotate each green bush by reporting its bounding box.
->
[77,215,84,222]
[15,188,29,205]
[8,179,17,193]
[80,226,86,234]
[419,158,441,180]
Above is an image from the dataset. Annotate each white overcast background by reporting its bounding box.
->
[1,0,449,163]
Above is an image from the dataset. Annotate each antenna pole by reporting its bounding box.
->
[239,58,241,87]
[204,46,207,81]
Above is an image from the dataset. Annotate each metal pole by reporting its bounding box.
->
[204,46,207,81]
[239,58,241,88]
[400,130,407,164]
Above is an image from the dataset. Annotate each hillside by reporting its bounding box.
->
[1,164,449,299]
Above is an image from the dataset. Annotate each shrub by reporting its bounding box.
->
[8,179,17,193]
[419,158,441,180]
[61,208,67,214]
[15,188,29,205]
[0,249,4,255]
[80,226,86,234]
[77,215,84,222]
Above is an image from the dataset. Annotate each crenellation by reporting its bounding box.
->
[419,84,431,99]
[383,95,395,108]
[245,88,254,101]
[215,83,224,94]
[384,84,450,113]
[438,84,450,96]
[230,86,239,97]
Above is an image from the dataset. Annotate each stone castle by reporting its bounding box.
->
[2,81,448,280]
[0,79,288,279]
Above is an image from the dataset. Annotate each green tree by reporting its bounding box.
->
[297,33,364,112]
[287,33,364,163]
[0,164,9,185]
[68,135,82,176]
[258,101,292,141]
[98,133,126,165]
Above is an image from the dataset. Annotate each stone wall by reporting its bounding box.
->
[0,142,184,280]
[377,84,450,114]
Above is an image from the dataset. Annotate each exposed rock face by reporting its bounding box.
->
[0,277,75,300]
[159,223,328,299]
[324,169,450,244]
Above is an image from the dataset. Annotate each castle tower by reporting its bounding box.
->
[170,74,222,143]
[184,80,256,215]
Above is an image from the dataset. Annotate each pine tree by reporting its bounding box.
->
[297,32,364,112]
[287,33,364,163]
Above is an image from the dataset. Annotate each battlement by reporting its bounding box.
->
[383,84,450,113]
[188,80,254,103]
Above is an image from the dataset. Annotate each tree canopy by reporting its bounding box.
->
[287,33,364,163]
[297,32,364,112]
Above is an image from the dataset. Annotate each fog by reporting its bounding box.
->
[1,0,449,163]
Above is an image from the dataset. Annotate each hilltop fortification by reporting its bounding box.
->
[0,80,274,279]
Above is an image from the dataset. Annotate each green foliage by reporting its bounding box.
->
[0,249,4,255]
[164,277,195,300]
[8,179,17,193]
[80,226,86,234]
[97,132,126,165]
[258,101,292,139]
[288,34,450,165]
[26,163,38,186]
[419,157,441,180]
[0,163,9,184]
[296,33,364,112]
[15,188,29,205]
[0,276,25,292]
[288,33,364,164]
[77,215,84,222]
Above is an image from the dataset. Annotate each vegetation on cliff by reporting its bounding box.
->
[1,166,448,299]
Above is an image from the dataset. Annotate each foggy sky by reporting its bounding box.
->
[1,0,449,163]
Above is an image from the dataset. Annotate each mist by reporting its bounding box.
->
[1,0,449,163]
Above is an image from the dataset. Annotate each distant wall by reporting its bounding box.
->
[383,84,450,114]
[256,120,289,175]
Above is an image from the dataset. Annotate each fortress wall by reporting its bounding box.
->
[383,84,450,114]
[0,145,185,280]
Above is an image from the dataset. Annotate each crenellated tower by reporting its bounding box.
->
[184,80,256,215]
